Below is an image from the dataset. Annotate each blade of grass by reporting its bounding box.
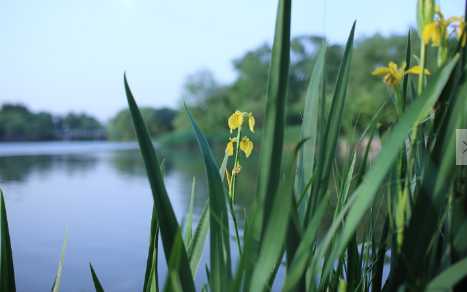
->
[282,195,329,291]
[256,0,292,237]
[89,263,105,292]
[187,153,226,277]
[305,22,356,224]
[188,203,209,276]
[143,205,159,292]
[185,106,232,290]
[0,191,15,292]
[233,0,292,289]
[249,140,306,292]
[124,75,195,292]
[163,231,186,292]
[185,177,196,246]
[51,231,68,292]
[426,257,467,291]
[297,43,326,198]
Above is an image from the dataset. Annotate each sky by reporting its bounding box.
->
[0,0,463,121]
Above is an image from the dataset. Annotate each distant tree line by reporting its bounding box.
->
[0,103,178,142]
[0,104,105,141]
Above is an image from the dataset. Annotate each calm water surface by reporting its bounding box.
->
[0,141,213,292]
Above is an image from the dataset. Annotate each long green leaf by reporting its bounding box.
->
[305,22,355,223]
[143,205,159,292]
[250,141,305,292]
[0,191,15,292]
[296,43,326,197]
[124,75,195,292]
[187,153,227,277]
[185,106,232,291]
[426,257,467,291]
[282,195,329,291]
[185,177,196,246]
[89,263,105,292]
[234,1,292,289]
[256,0,292,237]
[188,203,209,276]
[51,231,68,292]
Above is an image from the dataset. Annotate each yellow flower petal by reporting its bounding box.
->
[388,62,399,71]
[225,139,235,156]
[423,22,437,45]
[228,111,244,131]
[405,65,431,75]
[240,136,254,158]
[248,113,255,133]
[371,67,391,76]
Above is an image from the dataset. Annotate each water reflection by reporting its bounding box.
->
[0,142,265,291]
[0,142,215,291]
[0,155,98,183]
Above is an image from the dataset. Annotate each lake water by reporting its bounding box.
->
[0,141,216,292]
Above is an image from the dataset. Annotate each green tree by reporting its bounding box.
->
[108,107,177,141]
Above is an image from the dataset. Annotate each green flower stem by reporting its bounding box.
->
[417,42,427,95]
[229,126,243,255]
[227,195,242,255]
[231,127,242,201]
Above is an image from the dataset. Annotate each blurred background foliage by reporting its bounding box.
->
[0,33,410,142]
[173,33,408,138]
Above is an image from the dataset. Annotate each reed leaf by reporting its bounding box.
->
[426,257,467,291]
[185,106,232,290]
[305,22,355,224]
[0,191,15,292]
[297,43,326,198]
[124,75,195,292]
[89,263,105,292]
[249,140,307,292]
[256,0,291,236]
[188,203,209,277]
[143,205,159,292]
[51,232,68,292]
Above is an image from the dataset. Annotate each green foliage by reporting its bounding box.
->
[108,107,177,141]
[0,104,105,141]
[0,104,55,141]
[173,33,411,137]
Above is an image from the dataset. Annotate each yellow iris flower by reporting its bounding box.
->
[372,62,430,87]
[422,6,465,48]
[240,136,254,158]
[228,111,244,132]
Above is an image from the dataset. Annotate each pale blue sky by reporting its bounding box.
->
[0,0,463,120]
